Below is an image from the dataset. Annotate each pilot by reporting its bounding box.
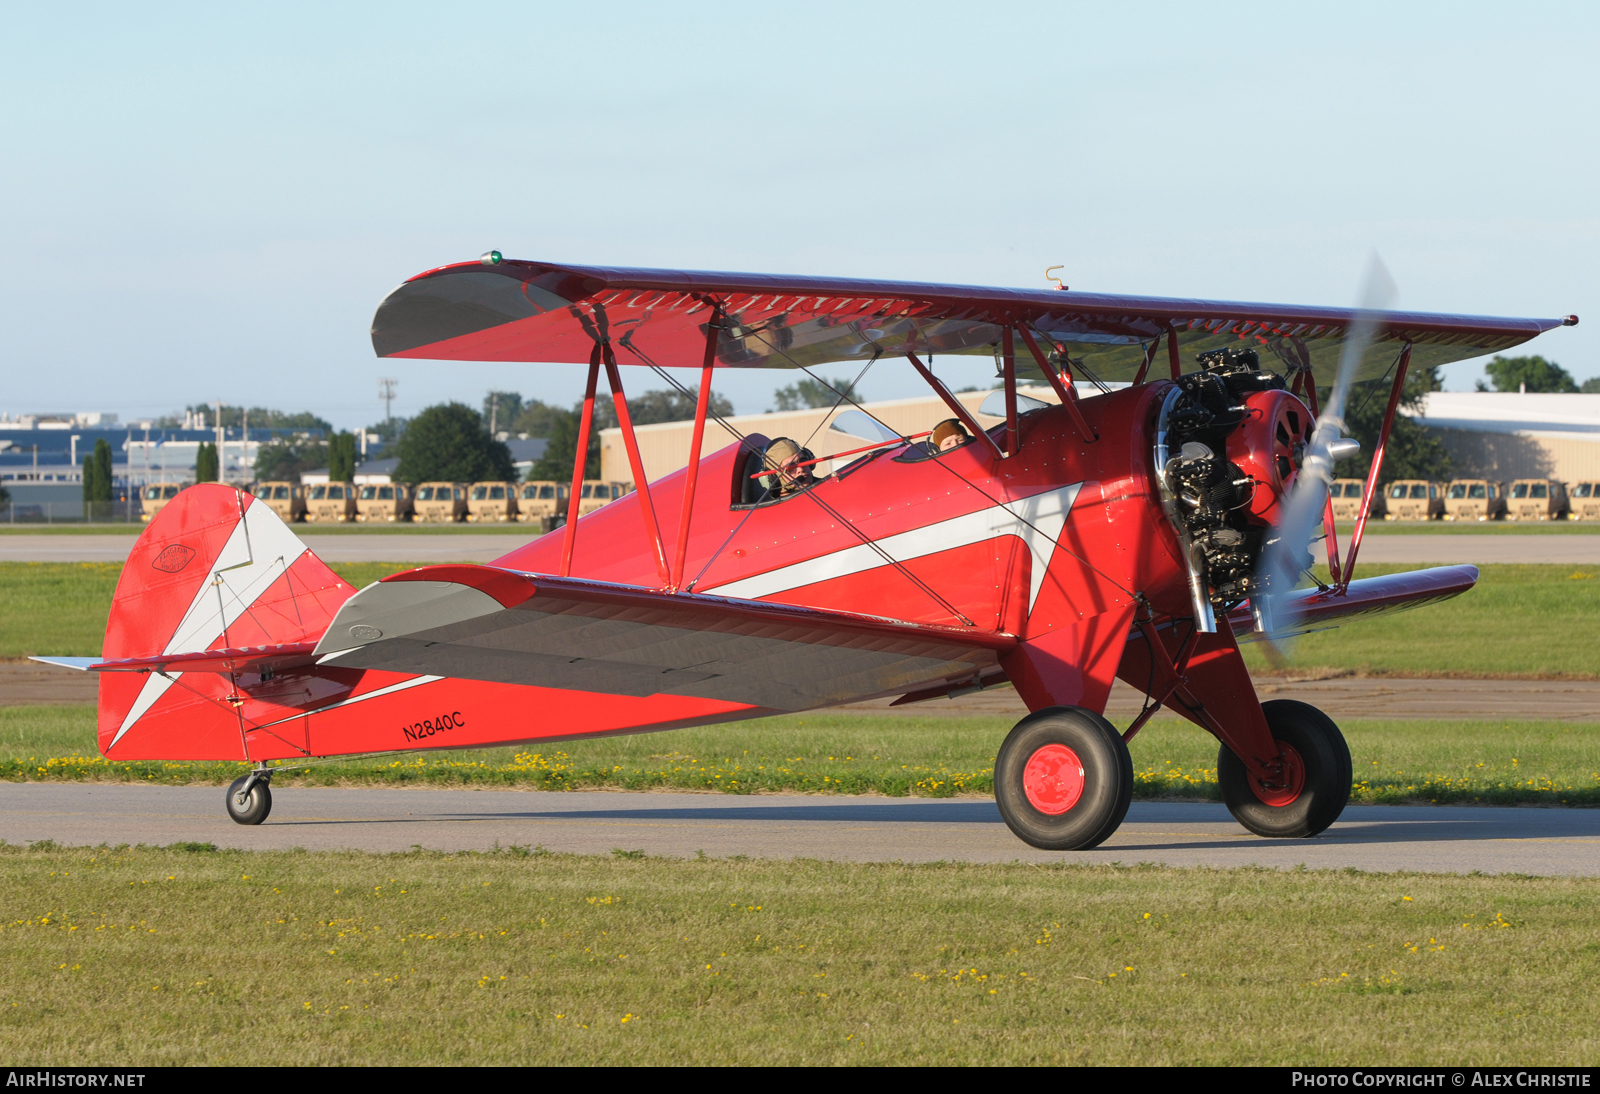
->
[930,419,971,453]
[762,438,815,496]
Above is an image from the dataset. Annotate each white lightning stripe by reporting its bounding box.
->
[708,483,1082,611]
[110,672,178,747]
[246,675,445,734]
[165,497,309,656]
[110,498,311,752]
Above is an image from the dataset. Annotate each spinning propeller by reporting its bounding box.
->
[1251,255,1397,653]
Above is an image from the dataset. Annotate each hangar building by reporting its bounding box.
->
[1406,392,1600,483]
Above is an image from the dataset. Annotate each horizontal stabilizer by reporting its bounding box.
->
[88,643,320,675]
[315,564,1014,712]
[29,656,98,671]
[1230,565,1478,640]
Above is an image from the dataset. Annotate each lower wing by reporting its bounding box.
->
[311,565,1015,711]
[1229,565,1478,640]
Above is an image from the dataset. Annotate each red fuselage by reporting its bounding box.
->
[501,384,1193,662]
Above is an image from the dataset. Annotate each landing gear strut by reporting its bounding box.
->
[994,706,1133,850]
[225,768,273,826]
[1218,699,1351,838]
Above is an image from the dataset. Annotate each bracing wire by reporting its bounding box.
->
[625,346,975,625]
[759,345,1139,602]
[1024,321,1112,395]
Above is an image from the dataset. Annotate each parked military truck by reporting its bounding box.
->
[1506,479,1570,521]
[466,482,519,523]
[1328,478,1378,523]
[304,482,357,523]
[1382,480,1444,521]
[414,482,467,522]
[1569,482,1600,521]
[356,482,414,523]
[578,480,629,517]
[1443,479,1506,522]
[516,480,568,532]
[252,481,306,523]
[140,483,185,522]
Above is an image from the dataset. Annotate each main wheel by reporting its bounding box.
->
[994,706,1133,850]
[1218,699,1351,838]
[225,775,272,826]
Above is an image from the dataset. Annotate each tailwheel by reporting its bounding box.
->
[225,771,273,826]
[1218,699,1351,838]
[994,706,1133,850]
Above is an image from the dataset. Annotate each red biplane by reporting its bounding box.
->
[39,255,1577,849]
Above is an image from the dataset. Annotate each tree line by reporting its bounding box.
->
[216,355,1595,490]
[481,386,733,483]
[240,384,737,486]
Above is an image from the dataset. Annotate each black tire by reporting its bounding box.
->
[1218,699,1351,838]
[225,775,272,826]
[994,706,1133,850]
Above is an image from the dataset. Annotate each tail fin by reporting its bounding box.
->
[99,485,353,759]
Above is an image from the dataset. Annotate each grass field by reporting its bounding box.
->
[7,560,1599,677]
[1236,563,1600,678]
[0,844,1594,1065]
[0,562,412,658]
[5,704,1597,806]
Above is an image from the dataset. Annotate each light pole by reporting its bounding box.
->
[380,378,398,427]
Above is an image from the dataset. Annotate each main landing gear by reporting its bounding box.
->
[225,768,273,826]
[994,707,1133,851]
[1218,699,1351,838]
[994,700,1352,849]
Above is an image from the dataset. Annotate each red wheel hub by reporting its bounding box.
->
[1022,744,1085,815]
[1248,743,1306,807]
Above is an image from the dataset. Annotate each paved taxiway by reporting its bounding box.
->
[3,784,1596,875]
[6,532,1600,565]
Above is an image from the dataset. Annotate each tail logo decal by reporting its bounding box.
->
[152,544,196,573]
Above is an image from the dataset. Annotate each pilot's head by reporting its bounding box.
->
[763,438,813,494]
[931,419,971,453]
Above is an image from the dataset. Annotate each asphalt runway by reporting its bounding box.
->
[5,532,1600,565]
[2,783,1595,875]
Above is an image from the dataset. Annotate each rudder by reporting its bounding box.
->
[99,485,354,759]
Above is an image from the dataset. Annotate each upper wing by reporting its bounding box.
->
[371,259,1575,385]
[310,565,1015,712]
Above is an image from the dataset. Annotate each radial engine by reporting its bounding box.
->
[1154,346,1317,623]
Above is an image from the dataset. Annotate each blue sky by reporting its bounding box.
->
[2,2,1595,428]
